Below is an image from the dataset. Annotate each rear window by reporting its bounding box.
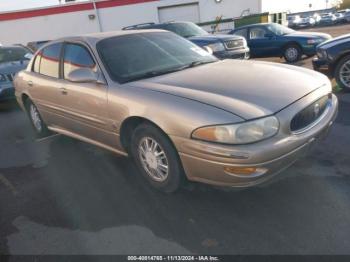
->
[39,43,62,78]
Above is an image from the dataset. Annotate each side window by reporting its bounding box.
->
[33,51,42,73]
[250,27,267,40]
[63,44,97,79]
[234,28,248,39]
[40,43,62,78]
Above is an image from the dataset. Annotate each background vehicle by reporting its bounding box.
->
[230,23,331,63]
[334,11,346,23]
[319,13,337,26]
[287,15,302,28]
[27,40,50,52]
[313,13,322,24]
[288,15,316,28]
[0,45,32,102]
[343,10,350,23]
[313,34,350,91]
[14,31,337,193]
[123,21,250,60]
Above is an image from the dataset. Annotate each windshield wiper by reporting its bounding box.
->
[124,60,216,83]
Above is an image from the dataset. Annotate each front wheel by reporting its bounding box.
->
[284,44,302,63]
[25,99,50,137]
[335,55,350,92]
[131,124,184,193]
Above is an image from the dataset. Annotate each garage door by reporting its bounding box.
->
[158,3,200,23]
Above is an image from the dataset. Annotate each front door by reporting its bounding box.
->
[248,26,278,57]
[58,42,110,145]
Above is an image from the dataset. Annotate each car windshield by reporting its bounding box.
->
[266,23,295,36]
[97,32,217,83]
[162,22,209,38]
[0,46,30,63]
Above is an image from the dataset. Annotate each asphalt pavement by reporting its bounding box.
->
[0,92,350,256]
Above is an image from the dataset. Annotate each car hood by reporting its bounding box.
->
[318,33,350,48]
[130,60,329,120]
[286,31,332,40]
[0,60,28,74]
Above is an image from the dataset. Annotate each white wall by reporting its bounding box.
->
[261,0,329,13]
[0,11,99,45]
[0,0,262,45]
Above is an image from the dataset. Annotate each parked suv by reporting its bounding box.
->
[0,45,32,102]
[123,21,250,60]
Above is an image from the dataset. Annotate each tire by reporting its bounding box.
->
[25,99,50,137]
[335,55,350,92]
[130,123,184,193]
[283,44,302,63]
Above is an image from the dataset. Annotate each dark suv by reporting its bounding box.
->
[0,45,32,102]
[123,21,250,60]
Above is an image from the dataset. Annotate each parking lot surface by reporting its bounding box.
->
[1,24,350,256]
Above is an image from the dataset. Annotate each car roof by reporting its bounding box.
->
[233,23,272,30]
[122,21,192,30]
[0,45,29,49]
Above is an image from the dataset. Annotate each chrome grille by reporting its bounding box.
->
[290,95,330,133]
[224,39,244,50]
[6,73,15,82]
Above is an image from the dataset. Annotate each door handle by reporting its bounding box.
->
[60,87,68,95]
[27,81,33,87]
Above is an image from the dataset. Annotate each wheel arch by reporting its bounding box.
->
[20,93,32,110]
[119,116,177,154]
[330,52,350,78]
[282,41,303,52]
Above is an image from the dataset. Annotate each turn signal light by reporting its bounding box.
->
[224,167,268,177]
[224,167,257,175]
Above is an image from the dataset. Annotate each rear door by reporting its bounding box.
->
[27,42,66,126]
[59,42,110,144]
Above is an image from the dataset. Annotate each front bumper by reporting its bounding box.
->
[313,57,331,76]
[0,84,15,102]
[172,90,338,188]
[214,47,250,60]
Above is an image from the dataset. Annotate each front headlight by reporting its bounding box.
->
[192,116,279,145]
[307,38,323,45]
[317,49,327,59]
[205,42,225,52]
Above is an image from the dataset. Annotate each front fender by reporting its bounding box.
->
[107,85,243,139]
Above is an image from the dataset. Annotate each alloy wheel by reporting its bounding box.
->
[29,104,42,133]
[285,47,299,62]
[138,137,169,182]
[339,59,350,88]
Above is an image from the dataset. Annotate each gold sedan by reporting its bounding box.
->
[14,30,338,192]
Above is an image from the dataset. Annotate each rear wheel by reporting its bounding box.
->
[284,44,302,63]
[130,123,184,193]
[25,99,50,137]
[335,55,350,91]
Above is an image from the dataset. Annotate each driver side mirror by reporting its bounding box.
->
[66,68,98,83]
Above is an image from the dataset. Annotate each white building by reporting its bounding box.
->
[0,0,331,45]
